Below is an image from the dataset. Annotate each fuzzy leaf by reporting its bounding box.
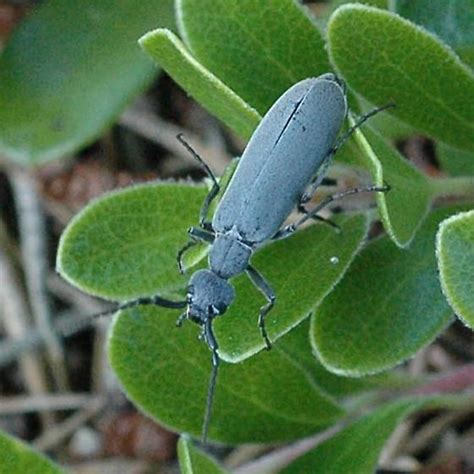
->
[394,0,474,67]
[352,123,432,247]
[328,5,474,151]
[57,183,207,301]
[312,207,456,376]
[436,210,474,329]
[0,430,64,473]
[139,29,260,139]
[177,0,330,113]
[109,309,344,444]
[0,0,174,166]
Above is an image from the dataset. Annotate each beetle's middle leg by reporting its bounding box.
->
[273,184,389,240]
[246,265,275,350]
[177,227,215,274]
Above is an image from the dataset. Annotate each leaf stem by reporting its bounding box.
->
[428,175,474,201]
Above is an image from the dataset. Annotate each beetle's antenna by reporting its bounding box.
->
[177,133,219,189]
[202,319,220,445]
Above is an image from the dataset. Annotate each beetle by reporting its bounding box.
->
[96,73,390,443]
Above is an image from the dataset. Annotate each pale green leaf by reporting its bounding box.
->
[312,207,456,376]
[436,210,474,328]
[328,4,474,151]
[139,29,260,140]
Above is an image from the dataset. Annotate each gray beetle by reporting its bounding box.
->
[99,73,391,443]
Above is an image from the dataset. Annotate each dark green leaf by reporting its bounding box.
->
[178,435,228,473]
[328,5,474,151]
[436,210,474,329]
[0,430,64,473]
[0,0,174,166]
[312,207,456,376]
[57,183,207,301]
[109,308,344,444]
[394,0,474,68]
[177,0,330,113]
[139,29,260,140]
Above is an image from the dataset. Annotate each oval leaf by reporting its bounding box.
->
[139,29,261,140]
[395,0,474,68]
[0,0,174,166]
[178,435,228,474]
[352,122,432,247]
[328,5,474,151]
[57,183,207,301]
[0,430,64,474]
[218,214,369,362]
[312,207,456,376]
[109,308,344,444]
[436,210,474,329]
[177,0,330,113]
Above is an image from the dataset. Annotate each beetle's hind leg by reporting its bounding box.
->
[246,265,275,350]
[273,184,389,240]
[177,226,215,274]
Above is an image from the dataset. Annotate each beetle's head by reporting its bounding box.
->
[187,269,235,324]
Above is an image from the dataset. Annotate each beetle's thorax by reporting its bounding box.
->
[209,230,252,279]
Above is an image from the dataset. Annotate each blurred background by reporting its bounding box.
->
[0,1,473,473]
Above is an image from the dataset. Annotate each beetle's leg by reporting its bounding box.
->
[202,319,220,445]
[246,265,275,350]
[300,156,333,204]
[176,133,220,227]
[301,104,394,205]
[177,226,215,274]
[274,184,389,240]
[297,203,341,233]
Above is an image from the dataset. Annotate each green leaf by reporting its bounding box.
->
[328,5,474,152]
[436,142,474,176]
[352,122,432,247]
[282,398,433,474]
[436,210,474,329]
[394,0,474,68]
[217,214,369,362]
[109,308,344,444]
[0,429,64,474]
[139,29,260,140]
[0,0,174,166]
[312,207,456,376]
[178,435,228,473]
[57,183,207,301]
[177,0,330,113]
